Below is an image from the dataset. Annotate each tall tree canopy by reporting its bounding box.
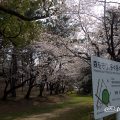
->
[0,0,57,21]
[0,0,61,47]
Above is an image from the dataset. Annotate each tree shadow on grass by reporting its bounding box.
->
[0,95,93,120]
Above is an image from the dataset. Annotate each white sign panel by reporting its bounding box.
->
[91,56,120,119]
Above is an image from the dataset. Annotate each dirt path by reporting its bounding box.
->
[16,108,72,120]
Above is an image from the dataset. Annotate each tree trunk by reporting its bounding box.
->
[10,49,17,97]
[39,83,45,97]
[25,77,35,99]
[2,80,10,100]
[25,86,33,99]
[49,82,54,95]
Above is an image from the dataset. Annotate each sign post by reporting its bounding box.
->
[97,119,103,120]
[116,113,120,120]
[91,56,120,120]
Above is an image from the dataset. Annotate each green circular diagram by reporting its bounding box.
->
[102,89,110,105]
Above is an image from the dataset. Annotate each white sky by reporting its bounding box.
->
[66,0,120,14]
[93,0,120,16]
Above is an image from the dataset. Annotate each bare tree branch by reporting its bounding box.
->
[0,6,51,21]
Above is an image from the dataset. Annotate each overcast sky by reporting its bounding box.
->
[65,0,120,39]
[66,0,120,15]
[94,0,120,14]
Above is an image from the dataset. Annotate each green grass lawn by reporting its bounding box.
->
[0,94,116,120]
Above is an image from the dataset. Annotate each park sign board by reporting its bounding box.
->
[91,56,120,119]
